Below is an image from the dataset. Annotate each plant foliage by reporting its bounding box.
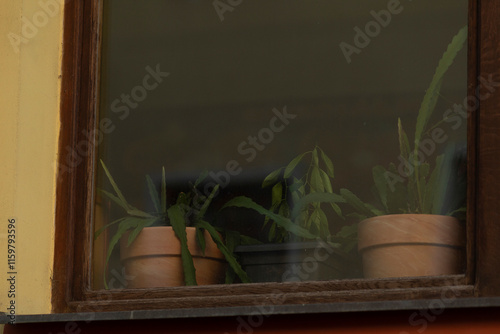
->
[223,146,357,252]
[95,161,250,288]
[339,25,467,221]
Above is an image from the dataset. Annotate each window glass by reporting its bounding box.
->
[93,0,467,289]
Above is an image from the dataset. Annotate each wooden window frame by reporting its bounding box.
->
[52,0,500,314]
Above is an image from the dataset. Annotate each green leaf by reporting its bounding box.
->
[99,189,129,213]
[365,203,385,216]
[262,167,283,188]
[289,178,305,195]
[448,206,466,217]
[195,226,206,255]
[284,152,307,178]
[398,118,411,162]
[386,163,408,214]
[329,202,343,219]
[126,208,154,218]
[319,147,334,178]
[425,154,445,214]
[312,147,319,166]
[407,177,417,213]
[346,212,369,221]
[94,217,126,240]
[222,196,316,239]
[310,167,324,192]
[196,184,219,220]
[103,217,144,288]
[268,222,277,242]
[100,160,131,211]
[146,175,161,214]
[414,25,467,147]
[291,192,344,219]
[100,188,151,218]
[340,188,376,218]
[271,182,283,207]
[168,204,197,286]
[161,167,167,215]
[194,170,209,187]
[222,230,239,284]
[372,165,388,211]
[316,208,330,237]
[196,220,251,283]
[319,169,333,193]
[239,234,262,245]
[127,217,158,246]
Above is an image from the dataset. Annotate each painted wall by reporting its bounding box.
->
[0,0,63,316]
[1,1,500,334]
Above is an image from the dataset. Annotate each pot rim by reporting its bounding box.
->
[358,213,465,251]
[120,225,225,261]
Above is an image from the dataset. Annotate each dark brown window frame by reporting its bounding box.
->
[52,0,500,314]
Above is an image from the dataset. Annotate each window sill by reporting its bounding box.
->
[3,296,500,325]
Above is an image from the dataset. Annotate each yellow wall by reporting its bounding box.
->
[0,0,63,316]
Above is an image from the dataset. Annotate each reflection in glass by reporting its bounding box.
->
[93,0,468,289]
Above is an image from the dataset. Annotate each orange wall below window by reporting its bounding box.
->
[5,308,500,334]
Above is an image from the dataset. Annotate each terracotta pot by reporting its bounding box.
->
[120,226,226,288]
[358,214,465,278]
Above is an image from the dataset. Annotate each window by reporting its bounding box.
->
[53,0,500,314]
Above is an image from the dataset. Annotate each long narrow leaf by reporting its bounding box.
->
[94,217,126,240]
[168,204,197,286]
[196,220,251,283]
[319,169,333,193]
[398,119,411,162]
[372,165,388,212]
[146,175,161,214]
[127,217,159,246]
[103,217,145,288]
[197,184,219,219]
[100,160,131,210]
[310,167,324,192]
[291,192,345,219]
[340,188,377,218]
[222,196,316,239]
[195,226,206,255]
[414,25,467,146]
[262,167,283,188]
[194,170,209,187]
[284,152,307,178]
[429,154,449,214]
[99,189,129,213]
[161,167,167,215]
[126,208,155,218]
[319,147,335,178]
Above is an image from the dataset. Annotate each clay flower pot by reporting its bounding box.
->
[120,226,226,288]
[358,214,465,278]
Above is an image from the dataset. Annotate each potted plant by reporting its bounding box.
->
[222,146,361,283]
[339,25,468,278]
[95,161,250,288]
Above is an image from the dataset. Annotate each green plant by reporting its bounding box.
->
[340,25,468,220]
[223,146,357,252]
[95,161,250,287]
